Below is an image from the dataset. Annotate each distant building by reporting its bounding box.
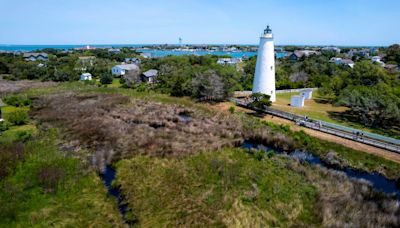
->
[371,56,385,66]
[124,58,141,65]
[341,59,355,68]
[321,46,341,53]
[216,58,242,65]
[288,50,319,61]
[290,95,305,107]
[140,53,151,59]
[23,53,48,61]
[330,57,354,68]
[141,69,158,83]
[112,64,139,76]
[347,49,370,58]
[80,73,92,81]
[108,48,121,54]
[300,90,313,100]
[78,56,96,67]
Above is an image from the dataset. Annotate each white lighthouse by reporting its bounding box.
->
[252,26,276,102]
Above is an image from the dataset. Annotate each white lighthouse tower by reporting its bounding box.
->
[252,26,276,102]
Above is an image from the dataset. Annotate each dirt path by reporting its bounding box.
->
[212,102,400,164]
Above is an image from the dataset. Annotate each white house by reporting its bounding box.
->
[291,95,305,107]
[112,64,139,76]
[371,56,385,66]
[80,73,92,81]
[300,90,313,100]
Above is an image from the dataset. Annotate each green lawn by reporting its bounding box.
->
[273,92,400,138]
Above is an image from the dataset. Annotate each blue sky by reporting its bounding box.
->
[0,0,399,46]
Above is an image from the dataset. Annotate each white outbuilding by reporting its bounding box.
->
[112,64,139,76]
[80,73,92,81]
[300,90,313,100]
[291,95,305,107]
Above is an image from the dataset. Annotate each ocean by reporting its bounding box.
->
[0,44,288,59]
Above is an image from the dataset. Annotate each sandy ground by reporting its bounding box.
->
[212,102,400,164]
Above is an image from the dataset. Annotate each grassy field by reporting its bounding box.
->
[2,81,400,227]
[115,149,320,227]
[0,131,123,227]
[273,91,400,138]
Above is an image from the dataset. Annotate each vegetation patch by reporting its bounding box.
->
[115,149,319,227]
[0,132,123,227]
[30,93,245,171]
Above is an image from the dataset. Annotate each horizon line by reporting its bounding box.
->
[0,43,392,48]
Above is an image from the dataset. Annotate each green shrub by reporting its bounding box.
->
[3,95,31,107]
[100,73,113,85]
[228,106,235,114]
[7,110,28,126]
[0,121,9,132]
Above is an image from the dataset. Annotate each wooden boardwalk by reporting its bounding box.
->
[230,98,400,153]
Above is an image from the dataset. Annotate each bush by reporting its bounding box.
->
[228,106,235,114]
[100,73,113,85]
[3,95,31,107]
[0,121,9,132]
[7,110,28,126]
[249,93,272,110]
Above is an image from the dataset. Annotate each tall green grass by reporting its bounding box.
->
[0,131,123,227]
[115,149,319,227]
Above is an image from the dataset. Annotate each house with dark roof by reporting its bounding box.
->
[23,53,48,61]
[141,69,158,83]
[124,58,141,65]
[288,50,319,61]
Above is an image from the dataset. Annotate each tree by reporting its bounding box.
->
[0,61,9,74]
[122,68,141,88]
[385,44,400,64]
[191,70,226,101]
[100,73,113,85]
[351,61,388,86]
[337,84,400,127]
[249,93,272,110]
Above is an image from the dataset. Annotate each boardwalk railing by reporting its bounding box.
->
[230,98,400,153]
[233,88,318,97]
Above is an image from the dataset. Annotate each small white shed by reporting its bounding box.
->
[300,90,313,100]
[291,95,305,107]
[80,73,92,81]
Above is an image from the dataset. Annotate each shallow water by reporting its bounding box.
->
[242,141,400,200]
[100,166,129,216]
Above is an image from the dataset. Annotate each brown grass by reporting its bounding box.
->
[0,79,57,96]
[287,161,400,227]
[30,93,250,171]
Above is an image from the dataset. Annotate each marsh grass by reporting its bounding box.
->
[287,161,400,227]
[115,149,320,227]
[30,93,246,171]
[0,131,123,227]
